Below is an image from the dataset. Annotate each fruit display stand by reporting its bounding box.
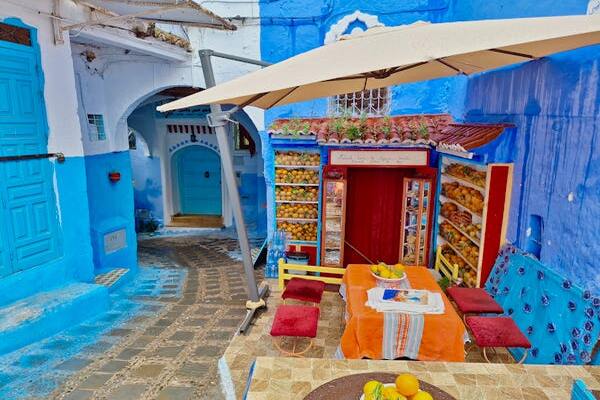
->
[434,155,513,287]
[320,167,347,267]
[399,177,433,266]
[274,150,321,264]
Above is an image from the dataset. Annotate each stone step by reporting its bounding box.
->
[0,282,109,355]
[169,214,224,228]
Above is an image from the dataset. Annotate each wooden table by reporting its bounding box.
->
[339,265,465,361]
[243,356,600,400]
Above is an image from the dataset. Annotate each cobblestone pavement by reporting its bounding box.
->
[52,235,264,400]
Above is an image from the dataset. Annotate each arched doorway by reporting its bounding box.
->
[171,145,222,216]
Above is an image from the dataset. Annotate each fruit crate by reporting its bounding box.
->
[433,155,513,288]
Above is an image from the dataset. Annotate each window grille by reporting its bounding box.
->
[0,22,31,46]
[87,114,106,141]
[328,87,390,117]
[166,124,212,134]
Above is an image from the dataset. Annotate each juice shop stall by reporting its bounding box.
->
[266,114,514,288]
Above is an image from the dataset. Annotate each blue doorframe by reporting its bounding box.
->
[171,145,222,216]
[0,18,61,278]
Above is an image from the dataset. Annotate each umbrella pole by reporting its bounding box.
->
[199,50,264,314]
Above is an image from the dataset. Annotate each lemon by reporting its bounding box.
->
[382,386,406,400]
[363,380,382,396]
[395,374,420,397]
[409,391,433,400]
[380,269,392,279]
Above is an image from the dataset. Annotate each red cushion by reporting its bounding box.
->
[466,316,531,348]
[270,305,320,338]
[282,277,325,304]
[447,287,503,314]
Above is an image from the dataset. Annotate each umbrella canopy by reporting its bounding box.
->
[158,14,600,112]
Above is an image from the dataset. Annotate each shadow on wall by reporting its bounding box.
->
[130,137,163,227]
[463,46,600,293]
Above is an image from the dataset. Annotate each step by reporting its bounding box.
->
[0,282,109,355]
[169,214,224,228]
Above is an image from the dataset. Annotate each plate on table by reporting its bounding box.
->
[303,373,456,400]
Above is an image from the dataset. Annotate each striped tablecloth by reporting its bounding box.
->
[338,265,465,361]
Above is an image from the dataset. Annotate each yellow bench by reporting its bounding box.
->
[277,258,346,290]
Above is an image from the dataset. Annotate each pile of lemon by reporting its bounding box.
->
[370,262,405,279]
[363,373,433,400]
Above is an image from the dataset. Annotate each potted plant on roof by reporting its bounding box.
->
[417,118,430,144]
[345,119,363,143]
[378,115,393,143]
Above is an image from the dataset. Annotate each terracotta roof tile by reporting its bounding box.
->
[433,123,512,151]
[268,115,510,151]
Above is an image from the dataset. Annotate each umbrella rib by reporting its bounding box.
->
[488,48,536,59]
[267,86,299,108]
[436,58,464,74]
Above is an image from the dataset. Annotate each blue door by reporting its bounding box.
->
[0,20,61,277]
[174,146,222,215]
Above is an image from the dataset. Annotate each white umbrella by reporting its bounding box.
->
[158,14,600,112]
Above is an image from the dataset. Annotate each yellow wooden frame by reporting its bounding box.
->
[434,246,460,282]
[277,258,346,290]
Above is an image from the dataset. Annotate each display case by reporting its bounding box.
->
[320,170,347,267]
[399,178,433,266]
[434,155,513,287]
[274,150,321,264]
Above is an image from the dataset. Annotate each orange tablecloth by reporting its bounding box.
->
[340,265,465,361]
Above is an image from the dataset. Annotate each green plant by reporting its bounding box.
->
[345,120,363,140]
[380,115,393,139]
[417,117,430,140]
[437,276,451,292]
[406,121,417,140]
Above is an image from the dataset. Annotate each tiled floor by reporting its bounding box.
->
[0,267,184,400]
[222,280,515,399]
[0,233,264,400]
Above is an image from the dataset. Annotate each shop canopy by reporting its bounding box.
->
[158,14,600,112]
[75,0,235,30]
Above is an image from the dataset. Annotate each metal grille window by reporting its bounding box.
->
[87,114,106,141]
[329,87,390,116]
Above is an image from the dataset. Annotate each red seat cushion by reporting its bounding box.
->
[282,277,325,304]
[466,316,531,348]
[447,287,503,314]
[270,305,320,338]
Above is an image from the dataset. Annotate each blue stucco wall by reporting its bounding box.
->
[259,0,600,293]
[85,152,137,273]
[259,0,467,128]
[463,47,600,293]
[445,0,600,293]
[130,146,163,224]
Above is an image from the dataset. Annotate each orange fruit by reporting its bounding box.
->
[409,391,433,400]
[395,374,420,397]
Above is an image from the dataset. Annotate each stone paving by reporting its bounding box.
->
[51,234,264,400]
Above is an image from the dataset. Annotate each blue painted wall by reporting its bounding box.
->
[259,0,466,128]
[463,47,600,293]
[259,0,600,293]
[85,151,137,273]
[130,147,163,224]
[445,0,600,293]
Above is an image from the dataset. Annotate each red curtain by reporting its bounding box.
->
[344,168,412,265]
